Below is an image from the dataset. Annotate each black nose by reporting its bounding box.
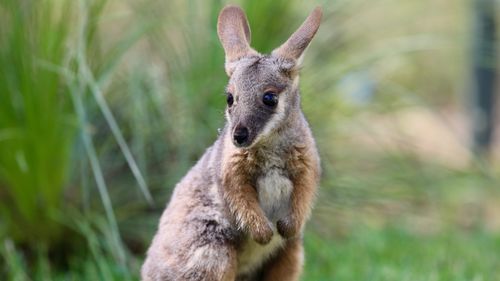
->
[233,126,249,145]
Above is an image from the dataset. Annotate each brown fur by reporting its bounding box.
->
[221,149,274,244]
[261,238,304,281]
[142,5,322,281]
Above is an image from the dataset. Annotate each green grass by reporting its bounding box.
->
[304,227,500,281]
[0,0,77,248]
[2,239,139,281]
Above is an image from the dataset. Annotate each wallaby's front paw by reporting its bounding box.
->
[251,219,274,245]
[277,216,299,238]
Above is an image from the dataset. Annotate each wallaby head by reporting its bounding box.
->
[217,6,322,148]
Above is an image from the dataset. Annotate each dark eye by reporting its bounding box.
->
[226,93,234,106]
[262,92,278,107]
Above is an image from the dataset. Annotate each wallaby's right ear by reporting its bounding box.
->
[217,5,258,75]
[272,7,322,64]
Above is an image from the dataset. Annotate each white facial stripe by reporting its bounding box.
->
[225,108,232,124]
[257,91,287,141]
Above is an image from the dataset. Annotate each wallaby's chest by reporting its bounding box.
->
[254,152,293,223]
[256,169,292,223]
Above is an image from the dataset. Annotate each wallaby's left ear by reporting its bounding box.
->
[272,7,322,62]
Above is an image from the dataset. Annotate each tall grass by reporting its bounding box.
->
[0,0,77,249]
[0,0,152,266]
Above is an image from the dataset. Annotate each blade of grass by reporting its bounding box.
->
[1,239,31,281]
[69,0,126,263]
[82,61,154,205]
[80,2,154,206]
[68,79,126,264]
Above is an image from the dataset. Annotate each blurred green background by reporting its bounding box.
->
[1,0,499,280]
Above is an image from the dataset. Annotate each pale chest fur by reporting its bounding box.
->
[237,150,293,275]
[255,149,293,222]
[257,168,293,223]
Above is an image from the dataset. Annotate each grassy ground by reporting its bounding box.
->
[304,227,500,281]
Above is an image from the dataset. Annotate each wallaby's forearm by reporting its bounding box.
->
[221,150,273,244]
[222,180,273,244]
[278,145,319,238]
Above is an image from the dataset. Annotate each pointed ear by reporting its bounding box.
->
[217,5,258,74]
[272,7,322,62]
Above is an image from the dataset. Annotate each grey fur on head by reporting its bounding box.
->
[218,6,322,149]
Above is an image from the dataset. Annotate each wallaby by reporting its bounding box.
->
[142,5,322,281]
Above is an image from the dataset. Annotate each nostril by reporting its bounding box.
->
[233,127,249,145]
